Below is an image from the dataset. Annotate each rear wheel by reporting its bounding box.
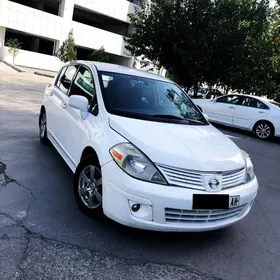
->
[74,155,103,218]
[254,121,274,140]
[39,110,49,144]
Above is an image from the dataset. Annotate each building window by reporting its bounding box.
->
[72,6,130,36]
[8,0,60,16]
[5,29,55,56]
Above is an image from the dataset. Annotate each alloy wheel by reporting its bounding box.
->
[78,165,102,209]
[255,123,271,139]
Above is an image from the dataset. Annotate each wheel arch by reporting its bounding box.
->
[80,146,100,164]
[253,119,275,136]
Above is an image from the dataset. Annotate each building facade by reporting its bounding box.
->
[0,0,142,72]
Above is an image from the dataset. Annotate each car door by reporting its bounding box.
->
[206,95,241,125]
[47,64,79,157]
[233,96,269,129]
[59,65,99,169]
[47,66,66,138]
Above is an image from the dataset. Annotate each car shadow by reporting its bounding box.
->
[83,212,240,267]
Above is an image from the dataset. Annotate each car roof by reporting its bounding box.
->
[68,60,171,83]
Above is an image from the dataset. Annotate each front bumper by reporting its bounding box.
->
[102,161,258,232]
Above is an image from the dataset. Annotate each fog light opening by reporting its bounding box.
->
[131,204,141,212]
[128,200,153,221]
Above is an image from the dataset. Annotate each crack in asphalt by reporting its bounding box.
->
[0,162,16,187]
[0,211,222,280]
[18,233,32,280]
[0,160,36,213]
[0,160,222,280]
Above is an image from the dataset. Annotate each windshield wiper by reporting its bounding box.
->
[152,114,184,120]
[183,118,207,125]
[152,114,207,125]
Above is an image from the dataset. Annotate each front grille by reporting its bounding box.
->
[157,164,246,191]
[165,204,247,224]
[156,164,204,190]
[222,168,246,189]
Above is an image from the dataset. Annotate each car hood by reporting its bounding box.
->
[109,115,245,172]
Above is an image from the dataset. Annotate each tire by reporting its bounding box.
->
[254,121,274,140]
[39,110,49,144]
[74,155,103,218]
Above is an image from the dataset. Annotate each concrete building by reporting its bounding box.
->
[0,0,144,72]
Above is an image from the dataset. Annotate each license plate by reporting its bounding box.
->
[193,194,240,210]
[229,195,240,208]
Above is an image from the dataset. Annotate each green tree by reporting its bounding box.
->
[87,46,111,63]
[224,3,280,99]
[126,0,215,94]
[56,30,77,63]
[165,71,180,84]
[6,38,21,65]
[263,4,280,99]
[125,0,272,96]
[214,0,272,95]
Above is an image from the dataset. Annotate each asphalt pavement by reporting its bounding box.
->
[0,64,279,280]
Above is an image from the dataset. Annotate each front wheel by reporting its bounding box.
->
[74,156,103,218]
[254,122,274,140]
[39,110,49,144]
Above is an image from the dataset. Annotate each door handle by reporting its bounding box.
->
[258,111,265,114]
[228,106,235,109]
[61,102,67,109]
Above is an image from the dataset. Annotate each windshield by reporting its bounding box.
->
[270,101,280,108]
[98,71,208,125]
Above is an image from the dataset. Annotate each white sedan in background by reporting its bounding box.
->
[194,94,280,140]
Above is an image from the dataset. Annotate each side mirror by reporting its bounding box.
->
[203,113,209,121]
[68,95,89,120]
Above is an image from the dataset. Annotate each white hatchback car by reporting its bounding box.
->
[39,61,258,232]
[194,94,280,140]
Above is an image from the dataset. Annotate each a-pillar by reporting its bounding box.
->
[0,26,6,61]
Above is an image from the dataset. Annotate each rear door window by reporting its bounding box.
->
[241,97,269,109]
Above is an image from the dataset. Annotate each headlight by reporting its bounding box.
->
[109,143,167,184]
[242,150,256,183]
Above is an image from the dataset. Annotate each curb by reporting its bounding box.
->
[34,72,55,79]
[3,61,24,73]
